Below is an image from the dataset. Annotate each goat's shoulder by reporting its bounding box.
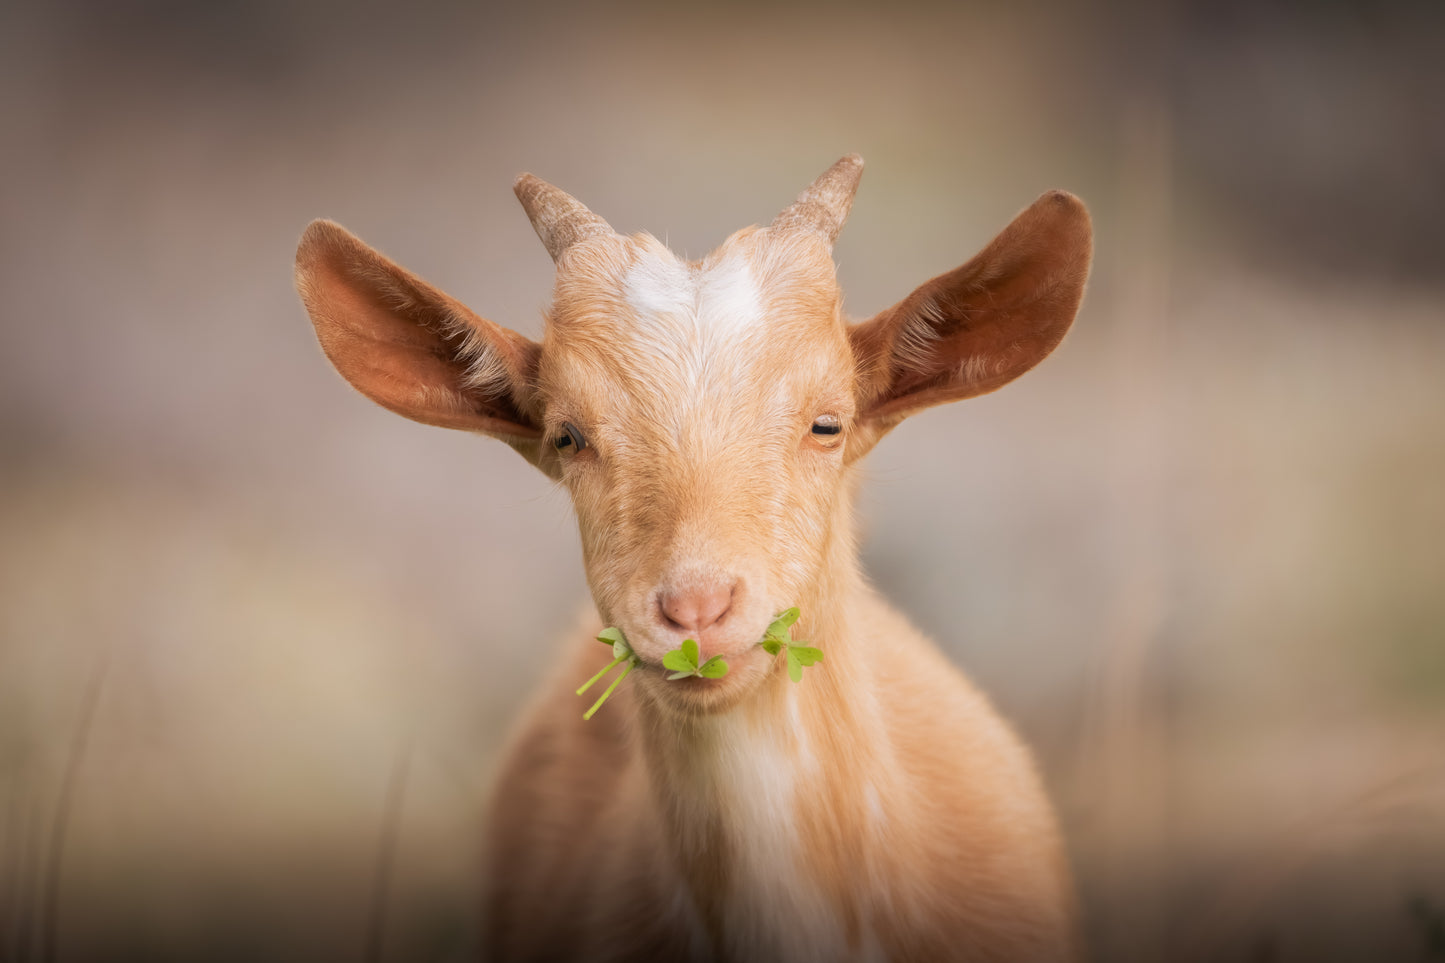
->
[848,599,1077,958]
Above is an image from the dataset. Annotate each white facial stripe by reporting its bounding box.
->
[621,252,693,322]
[622,248,767,345]
[696,251,766,340]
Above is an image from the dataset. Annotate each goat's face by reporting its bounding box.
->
[537,228,854,712]
[295,156,1092,718]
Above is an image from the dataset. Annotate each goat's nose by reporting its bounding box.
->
[658,583,735,633]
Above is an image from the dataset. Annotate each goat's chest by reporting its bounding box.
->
[650,716,886,963]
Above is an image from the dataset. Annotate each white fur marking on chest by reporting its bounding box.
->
[701,708,851,962]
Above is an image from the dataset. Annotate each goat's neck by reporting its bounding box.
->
[635,500,887,952]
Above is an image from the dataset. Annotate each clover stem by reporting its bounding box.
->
[576,654,629,696]
[582,658,636,720]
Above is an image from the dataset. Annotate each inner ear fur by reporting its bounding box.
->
[294,220,543,447]
[849,190,1092,428]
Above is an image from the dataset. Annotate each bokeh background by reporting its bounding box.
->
[3,1,1443,961]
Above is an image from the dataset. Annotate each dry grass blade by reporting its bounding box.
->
[363,734,414,963]
[39,654,108,963]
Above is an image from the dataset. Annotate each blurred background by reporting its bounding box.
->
[2,0,1442,960]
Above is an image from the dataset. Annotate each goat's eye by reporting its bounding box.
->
[554,422,588,452]
[811,415,843,438]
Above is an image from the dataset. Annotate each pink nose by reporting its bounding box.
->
[658,583,735,633]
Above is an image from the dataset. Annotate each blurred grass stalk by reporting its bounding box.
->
[363,734,413,963]
[1,654,108,963]
[2,789,40,962]
[1079,81,1174,963]
[41,656,108,963]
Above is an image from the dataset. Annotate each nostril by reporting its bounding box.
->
[657,583,735,633]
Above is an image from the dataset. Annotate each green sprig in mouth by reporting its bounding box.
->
[575,627,641,721]
[575,607,823,719]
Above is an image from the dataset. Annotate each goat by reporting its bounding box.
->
[294,155,1092,962]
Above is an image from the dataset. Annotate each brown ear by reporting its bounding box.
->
[848,190,1092,445]
[294,220,544,458]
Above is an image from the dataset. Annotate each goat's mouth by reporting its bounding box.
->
[578,606,816,719]
[633,641,775,715]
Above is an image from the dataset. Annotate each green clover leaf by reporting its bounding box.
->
[663,638,730,681]
[764,607,800,641]
[663,638,699,676]
[759,608,823,683]
[786,647,803,682]
[596,626,630,661]
[697,655,729,679]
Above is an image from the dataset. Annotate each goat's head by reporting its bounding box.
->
[295,156,1091,715]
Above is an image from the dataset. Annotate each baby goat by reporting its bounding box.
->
[295,156,1092,962]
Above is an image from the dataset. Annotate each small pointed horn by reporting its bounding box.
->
[771,154,865,245]
[513,174,615,262]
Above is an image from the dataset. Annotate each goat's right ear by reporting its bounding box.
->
[295,220,546,465]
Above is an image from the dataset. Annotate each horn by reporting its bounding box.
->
[771,154,864,245]
[513,174,615,262]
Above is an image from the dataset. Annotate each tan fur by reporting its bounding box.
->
[294,158,1093,962]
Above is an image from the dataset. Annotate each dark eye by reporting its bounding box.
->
[554,422,588,452]
[811,415,842,438]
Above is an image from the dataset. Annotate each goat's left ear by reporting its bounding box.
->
[848,190,1092,450]
[295,220,548,467]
